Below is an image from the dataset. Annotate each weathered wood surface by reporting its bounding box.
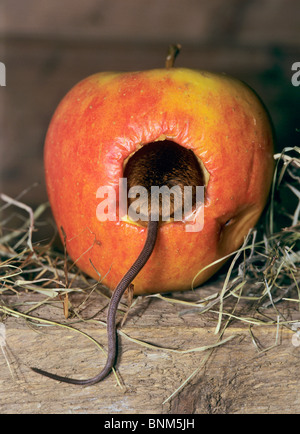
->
[1,280,300,414]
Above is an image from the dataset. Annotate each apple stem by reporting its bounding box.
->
[165,44,182,68]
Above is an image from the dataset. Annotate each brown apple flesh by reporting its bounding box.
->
[44,68,274,294]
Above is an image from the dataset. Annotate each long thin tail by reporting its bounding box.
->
[31,220,159,385]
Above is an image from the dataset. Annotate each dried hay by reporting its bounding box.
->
[0,146,299,402]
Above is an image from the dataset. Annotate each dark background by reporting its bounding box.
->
[1,0,299,208]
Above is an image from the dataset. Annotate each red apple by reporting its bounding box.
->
[44,68,274,295]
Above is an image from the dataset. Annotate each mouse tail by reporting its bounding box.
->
[31,219,159,385]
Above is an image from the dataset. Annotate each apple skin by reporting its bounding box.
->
[44,68,274,295]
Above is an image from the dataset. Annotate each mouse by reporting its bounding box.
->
[31,140,204,385]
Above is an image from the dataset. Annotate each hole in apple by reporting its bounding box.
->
[123,140,206,225]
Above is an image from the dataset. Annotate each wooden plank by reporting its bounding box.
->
[2,0,299,46]
[1,284,300,414]
[1,0,220,42]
